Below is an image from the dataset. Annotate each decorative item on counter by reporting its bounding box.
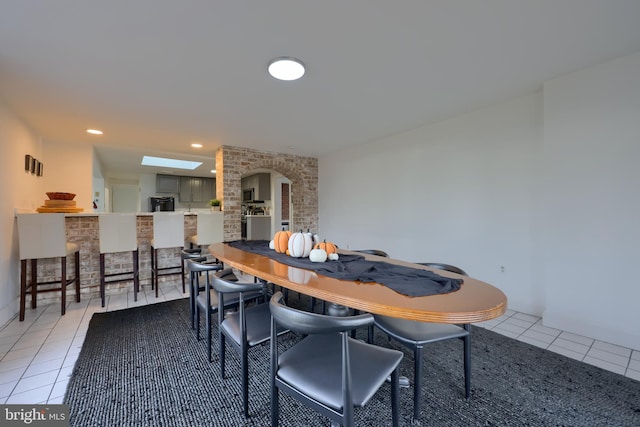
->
[313,239,338,255]
[328,253,340,261]
[273,229,292,254]
[269,240,275,250]
[46,192,76,200]
[209,198,221,211]
[288,229,314,258]
[309,248,327,263]
[37,192,83,213]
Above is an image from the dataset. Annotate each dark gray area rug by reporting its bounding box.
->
[64,296,640,426]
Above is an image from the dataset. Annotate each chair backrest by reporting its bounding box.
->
[195,212,224,246]
[16,213,68,260]
[354,249,389,258]
[269,292,373,335]
[211,272,263,295]
[418,262,468,276]
[99,213,137,253]
[152,212,185,249]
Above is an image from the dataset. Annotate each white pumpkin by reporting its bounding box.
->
[288,230,314,258]
[269,240,275,250]
[328,253,340,261]
[309,248,327,263]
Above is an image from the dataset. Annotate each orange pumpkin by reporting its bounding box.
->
[273,229,292,254]
[314,239,338,255]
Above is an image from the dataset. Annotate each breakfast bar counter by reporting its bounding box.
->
[26,212,204,303]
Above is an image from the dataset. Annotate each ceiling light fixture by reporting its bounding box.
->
[268,57,305,81]
[191,143,203,148]
[86,129,103,135]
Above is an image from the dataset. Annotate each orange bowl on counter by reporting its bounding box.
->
[46,192,76,200]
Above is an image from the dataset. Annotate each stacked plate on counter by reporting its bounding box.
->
[36,192,84,213]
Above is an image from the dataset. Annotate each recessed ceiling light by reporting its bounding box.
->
[191,143,203,148]
[86,129,103,135]
[141,156,202,170]
[210,169,216,174]
[268,57,305,81]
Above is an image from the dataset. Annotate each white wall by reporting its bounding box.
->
[541,52,640,349]
[319,52,640,350]
[319,92,543,315]
[43,140,94,211]
[92,148,105,212]
[0,101,43,326]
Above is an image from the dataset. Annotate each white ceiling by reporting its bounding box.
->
[2,1,640,176]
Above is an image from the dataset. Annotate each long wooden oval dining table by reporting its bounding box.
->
[209,242,507,324]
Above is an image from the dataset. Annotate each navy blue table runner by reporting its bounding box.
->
[226,240,462,297]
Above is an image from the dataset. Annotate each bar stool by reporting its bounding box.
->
[186,211,224,250]
[98,214,139,307]
[150,212,185,297]
[184,212,224,291]
[16,213,81,321]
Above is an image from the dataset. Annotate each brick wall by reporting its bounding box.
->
[216,145,318,240]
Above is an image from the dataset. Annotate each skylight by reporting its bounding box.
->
[141,156,202,170]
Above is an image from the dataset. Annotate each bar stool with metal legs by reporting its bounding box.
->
[16,213,81,321]
[98,213,139,307]
[150,212,185,297]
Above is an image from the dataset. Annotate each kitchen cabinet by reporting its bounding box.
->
[156,174,180,193]
[179,177,215,202]
[241,173,271,200]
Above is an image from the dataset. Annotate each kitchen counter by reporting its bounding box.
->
[21,213,205,303]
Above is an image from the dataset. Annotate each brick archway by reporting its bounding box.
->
[215,146,318,241]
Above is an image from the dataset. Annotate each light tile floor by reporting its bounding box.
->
[1,281,639,404]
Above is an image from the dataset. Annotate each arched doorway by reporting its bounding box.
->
[215,145,318,241]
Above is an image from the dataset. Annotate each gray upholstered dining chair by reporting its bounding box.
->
[183,250,209,329]
[211,271,286,418]
[269,292,404,427]
[369,263,471,422]
[353,249,390,258]
[187,260,263,364]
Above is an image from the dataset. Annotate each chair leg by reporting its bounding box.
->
[150,246,156,291]
[153,248,159,298]
[20,260,27,321]
[60,256,67,316]
[271,379,279,427]
[413,346,424,421]
[206,308,213,364]
[219,332,226,377]
[391,367,400,427]
[242,342,249,418]
[133,249,140,301]
[181,257,186,293]
[99,253,106,307]
[30,259,37,309]
[190,273,195,329]
[74,251,80,302]
[195,302,201,340]
[367,324,374,344]
[463,324,471,399]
